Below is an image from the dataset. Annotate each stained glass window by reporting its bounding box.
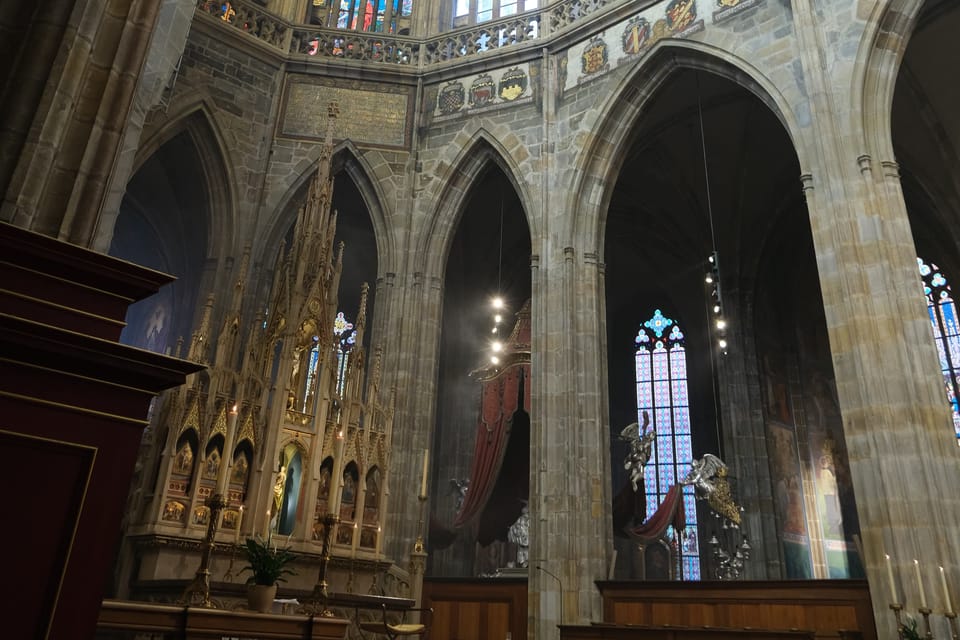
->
[334,311,357,396]
[918,258,960,441]
[311,0,408,33]
[635,310,701,579]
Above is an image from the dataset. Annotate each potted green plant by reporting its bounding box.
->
[241,536,296,612]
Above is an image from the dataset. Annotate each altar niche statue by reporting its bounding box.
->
[508,502,530,568]
[273,466,287,516]
[620,411,655,492]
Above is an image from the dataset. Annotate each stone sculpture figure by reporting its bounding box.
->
[619,410,655,491]
[507,502,530,568]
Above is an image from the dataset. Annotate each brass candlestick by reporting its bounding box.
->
[891,603,906,640]
[180,492,228,608]
[919,607,933,640]
[300,513,340,617]
[946,612,959,640]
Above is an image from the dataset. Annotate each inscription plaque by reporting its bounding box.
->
[280,77,411,149]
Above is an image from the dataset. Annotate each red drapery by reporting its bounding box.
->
[627,484,686,544]
[452,364,525,528]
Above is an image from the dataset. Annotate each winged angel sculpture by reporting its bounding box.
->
[681,453,741,525]
[619,411,655,492]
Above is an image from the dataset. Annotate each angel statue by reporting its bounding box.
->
[619,411,655,492]
[682,453,740,525]
[682,453,725,497]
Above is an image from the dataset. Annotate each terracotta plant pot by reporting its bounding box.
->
[247,583,278,613]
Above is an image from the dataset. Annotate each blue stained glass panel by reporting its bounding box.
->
[920,258,960,439]
[656,408,672,434]
[636,352,651,382]
[634,310,701,580]
[654,379,669,406]
[673,408,690,433]
[670,348,687,379]
[684,557,701,580]
[929,308,943,338]
[656,436,674,463]
[637,383,652,410]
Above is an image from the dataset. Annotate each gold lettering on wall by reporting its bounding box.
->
[280,77,411,148]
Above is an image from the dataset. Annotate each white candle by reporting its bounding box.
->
[234,505,244,544]
[886,554,898,604]
[419,449,429,498]
[941,566,954,613]
[216,405,239,495]
[263,510,271,539]
[915,559,927,608]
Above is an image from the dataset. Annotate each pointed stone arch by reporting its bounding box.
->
[853,0,926,162]
[256,142,393,277]
[134,102,238,262]
[567,40,804,255]
[416,128,533,278]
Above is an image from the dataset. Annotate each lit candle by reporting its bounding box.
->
[234,505,244,544]
[419,448,429,499]
[886,554,898,604]
[915,559,927,608]
[263,510,271,539]
[215,405,239,496]
[941,566,954,613]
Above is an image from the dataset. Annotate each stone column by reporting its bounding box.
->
[790,4,960,632]
[528,243,612,639]
[788,0,960,632]
[1,0,166,246]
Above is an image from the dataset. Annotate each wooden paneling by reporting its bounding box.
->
[560,623,816,640]
[422,577,527,640]
[597,580,875,640]
[0,223,202,640]
[97,599,349,639]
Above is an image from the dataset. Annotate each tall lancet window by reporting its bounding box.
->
[635,309,701,579]
[334,311,357,396]
[919,258,960,441]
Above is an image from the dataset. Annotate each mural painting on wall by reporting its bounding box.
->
[469,75,496,108]
[554,51,568,107]
[799,353,864,576]
[499,67,528,101]
[580,37,609,78]
[438,81,466,115]
[529,59,542,112]
[767,421,813,578]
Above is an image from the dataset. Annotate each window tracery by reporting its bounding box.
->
[919,258,960,440]
[635,309,701,579]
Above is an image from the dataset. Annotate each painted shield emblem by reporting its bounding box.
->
[469,74,496,107]
[499,67,528,101]
[581,37,609,76]
[622,16,651,55]
[666,0,697,32]
[438,81,465,115]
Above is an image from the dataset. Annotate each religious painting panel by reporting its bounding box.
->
[766,422,812,578]
[162,500,186,523]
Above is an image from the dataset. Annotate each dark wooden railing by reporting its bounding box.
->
[96,599,350,639]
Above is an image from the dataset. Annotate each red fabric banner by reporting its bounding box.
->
[627,484,686,544]
[453,364,524,528]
